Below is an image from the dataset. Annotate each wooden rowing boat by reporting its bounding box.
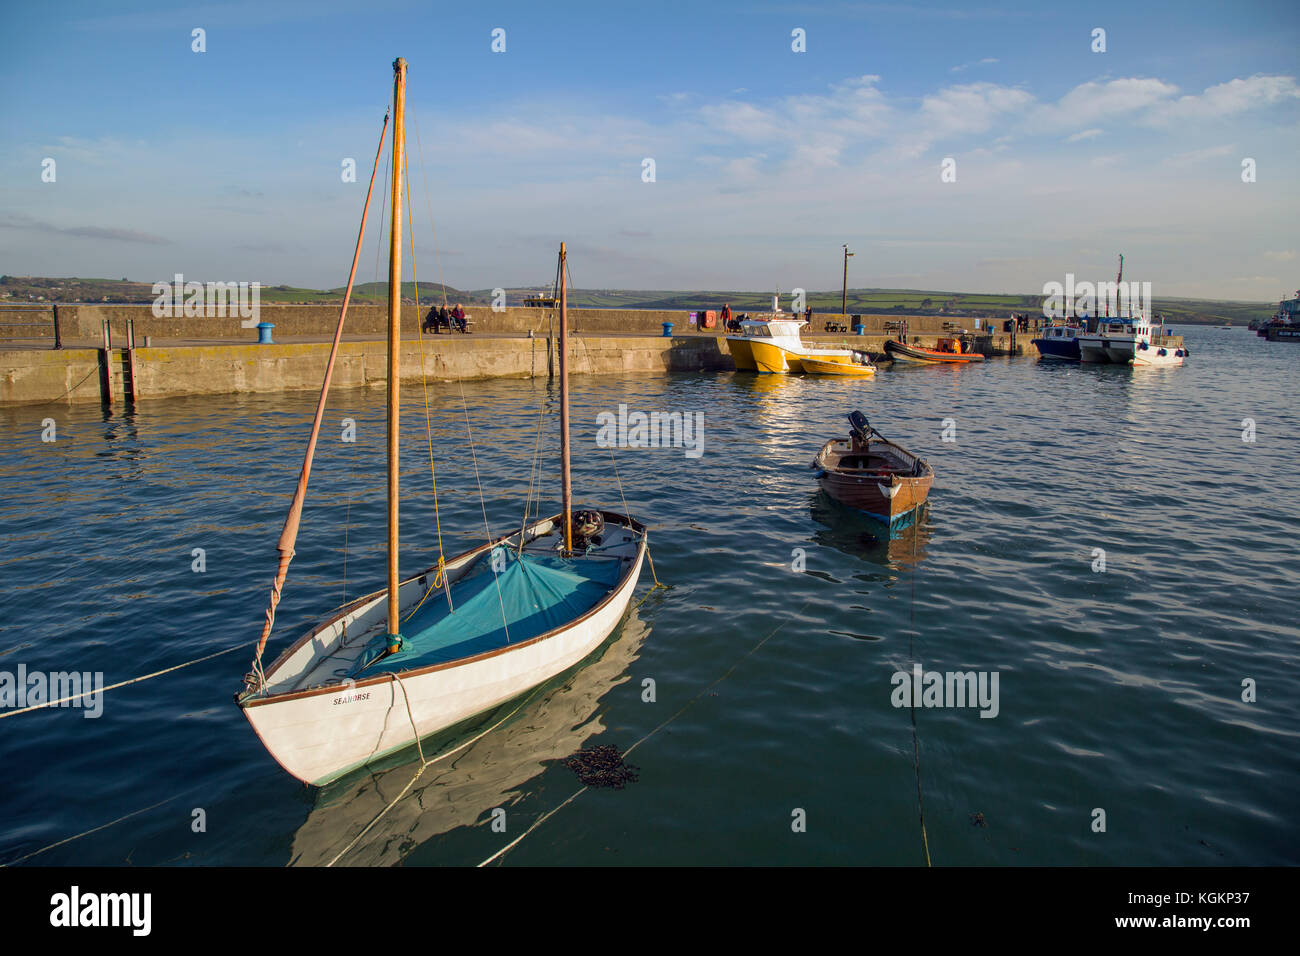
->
[811,411,934,525]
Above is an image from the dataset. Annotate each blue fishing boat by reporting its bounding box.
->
[1031,321,1084,361]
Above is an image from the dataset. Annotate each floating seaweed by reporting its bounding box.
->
[563,745,640,790]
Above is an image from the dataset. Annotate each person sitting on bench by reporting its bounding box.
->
[451,303,467,333]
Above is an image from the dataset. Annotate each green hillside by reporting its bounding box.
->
[1,275,1277,324]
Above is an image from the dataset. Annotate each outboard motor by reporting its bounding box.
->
[848,411,872,445]
[569,510,605,550]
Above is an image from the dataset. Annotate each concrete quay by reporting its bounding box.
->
[0,305,1030,406]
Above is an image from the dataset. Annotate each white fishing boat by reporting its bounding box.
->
[237,58,647,787]
[726,297,856,373]
[1075,255,1187,367]
[1078,313,1188,367]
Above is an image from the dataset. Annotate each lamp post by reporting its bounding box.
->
[842,244,855,319]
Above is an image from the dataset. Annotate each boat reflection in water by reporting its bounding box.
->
[808,493,931,570]
[288,608,651,866]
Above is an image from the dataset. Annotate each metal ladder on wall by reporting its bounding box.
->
[97,319,138,404]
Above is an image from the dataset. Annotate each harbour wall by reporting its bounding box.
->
[0,304,1031,406]
[0,335,740,406]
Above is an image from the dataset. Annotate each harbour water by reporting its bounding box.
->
[1,328,1297,865]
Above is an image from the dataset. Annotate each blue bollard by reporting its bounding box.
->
[257,322,275,344]
[854,324,865,335]
[662,322,674,337]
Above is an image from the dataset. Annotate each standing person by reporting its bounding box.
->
[720,303,731,335]
[805,304,813,325]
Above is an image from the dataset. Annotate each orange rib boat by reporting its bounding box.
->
[884,336,984,363]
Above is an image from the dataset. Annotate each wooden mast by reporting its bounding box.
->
[559,242,572,554]
[386,58,406,649]
[1116,253,1124,319]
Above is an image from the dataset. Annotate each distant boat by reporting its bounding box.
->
[1261,289,1300,342]
[237,59,648,787]
[884,336,984,363]
[811,412,934,526]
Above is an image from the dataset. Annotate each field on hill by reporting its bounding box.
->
[1,276,1277,324]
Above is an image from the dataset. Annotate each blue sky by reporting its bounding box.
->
[1,0,1297,300]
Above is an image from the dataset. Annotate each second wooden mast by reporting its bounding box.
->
[386,57,406,650]
[559,242,572,554]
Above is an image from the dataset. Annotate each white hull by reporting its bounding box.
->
[1078,338,1136,363]
[1079,317,1186,367]
[1130,348,1186,367]
[288,608,651,865]
[241,515,646,786]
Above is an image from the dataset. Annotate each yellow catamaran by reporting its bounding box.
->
[726,300,861,374]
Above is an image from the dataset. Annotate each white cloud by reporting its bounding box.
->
[1164,144,1237,166]
[1065,128,1103,142]
[1035,78,1180,130]
[1152,74,1300,124]
[950,56,1000,73]
[921,83,1034,140]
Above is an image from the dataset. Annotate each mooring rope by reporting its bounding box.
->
[908,510,933,866]
[0,641,248,719]
[1,784,204,866]
[50,364,101,400]
[477,597,804,867]
[325,674,547,867]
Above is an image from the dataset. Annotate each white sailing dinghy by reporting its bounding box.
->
[237,58,647,787]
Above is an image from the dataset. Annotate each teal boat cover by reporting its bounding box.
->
[350,547,623,676]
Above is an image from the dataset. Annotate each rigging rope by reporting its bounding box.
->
[516,250,566,547]
[401,142,450,621]
[411,115,451,310]
[569,328,667,593]
[516,397,549,555]
[250,109,390,690]
[405,109,509,640]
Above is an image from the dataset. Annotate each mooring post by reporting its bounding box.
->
[98,319,114,405]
